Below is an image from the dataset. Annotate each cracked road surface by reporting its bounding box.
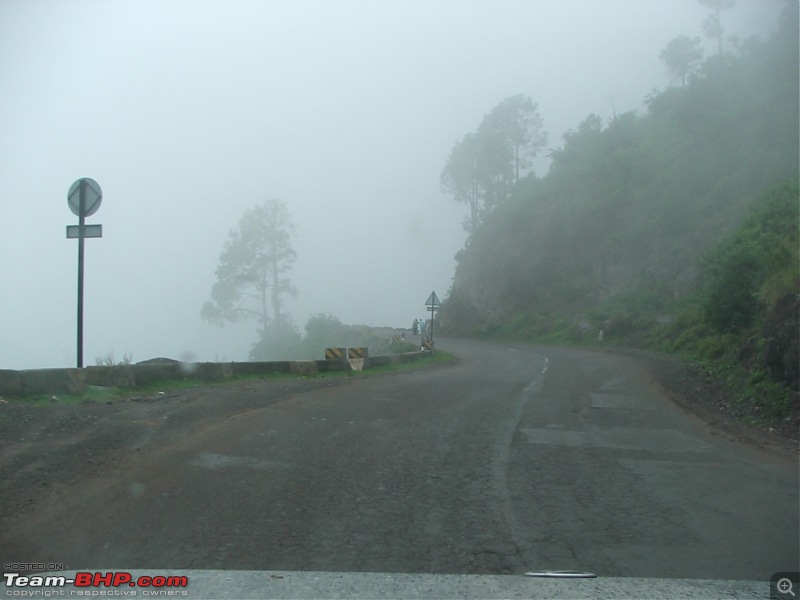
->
[1,339,797,579]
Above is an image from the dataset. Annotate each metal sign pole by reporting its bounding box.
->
[76,180,86,368]
[423,291,440,350]
[429,304,435,344]
[66,177,103,369]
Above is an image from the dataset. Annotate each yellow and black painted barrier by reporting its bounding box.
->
[324,347,346,360]
[348,347,369,359]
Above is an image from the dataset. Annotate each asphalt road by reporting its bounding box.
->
[2,338,797,580]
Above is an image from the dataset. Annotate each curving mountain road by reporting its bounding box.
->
[1,338,797,580]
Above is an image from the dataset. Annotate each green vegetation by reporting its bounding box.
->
[94,352,133,367]
[440,3,798,421]
[295,313,394,359]
[199,201,419,362]
[388,337,418,354]
[202,199,300,361]
[3,379,214,406]
[655,180,799,418]
[441,94,547,233]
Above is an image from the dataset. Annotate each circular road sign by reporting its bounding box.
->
[68,177,102,217]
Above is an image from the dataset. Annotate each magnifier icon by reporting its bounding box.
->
[778,578,796,596]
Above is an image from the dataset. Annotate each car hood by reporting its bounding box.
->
[4,569,766,599]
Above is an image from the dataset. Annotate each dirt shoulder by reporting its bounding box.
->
[601,346,799,461]
[0,377,348,518]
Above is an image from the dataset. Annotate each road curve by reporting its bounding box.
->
[1,338,797,580]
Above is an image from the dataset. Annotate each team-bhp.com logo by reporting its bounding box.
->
[3,571,189,596]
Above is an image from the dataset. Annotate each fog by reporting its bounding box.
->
[0,0,782,369]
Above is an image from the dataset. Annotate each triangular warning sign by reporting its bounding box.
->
[425,291,440,306]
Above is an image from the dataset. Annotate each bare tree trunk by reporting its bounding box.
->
[260,262,269,336]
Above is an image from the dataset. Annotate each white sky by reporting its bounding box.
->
[0,0,784,368]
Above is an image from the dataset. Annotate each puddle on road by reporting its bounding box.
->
[190,453,288,471]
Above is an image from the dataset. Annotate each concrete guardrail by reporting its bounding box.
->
[0,350,431,398]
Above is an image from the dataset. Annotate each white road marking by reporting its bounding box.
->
[525,358,549,392]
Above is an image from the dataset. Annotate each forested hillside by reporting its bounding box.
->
[440,2,798,414]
